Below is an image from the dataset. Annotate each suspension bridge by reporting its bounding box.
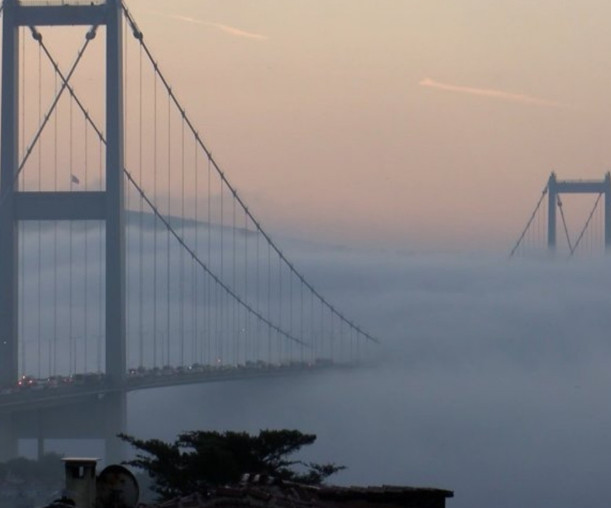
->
[0,0,378,462]
[510,172,611,257]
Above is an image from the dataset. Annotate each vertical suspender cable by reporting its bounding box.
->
[320,299,324,359]
[69,97,74,375]
[278,256,282,363]
[300,282,304,362]
[138,43,144,368]
[215,282,220,364]
[84,114,89,372]
[123,14,130,368]
[337,312,341,361]
[256,224,260,361]
[340,318,344,363]
[220,180,225,363]
[586,208,591,253]
[592,205,598,255]
[214,165,220,364]
[19,28,26,378]
[193,134,199,363]
[207,156,212,364]
[123,13,127,131]
[166,92,171,366]
[53,71,58,376]
[597,198,601,251]
[125,140,131,366]
[539,196,544,250]
[243,208,246,361]
[310,289,315,362]
[232,198,236,364]
[267,243,272,363]
[289,267,293,361]
[98,141,103,372]
[329,308,333,360]
[153,65,158,368]
[20,27,25,160]
[37,43,42,378]
[599,199,603,250]
[180,111,185,366]
[587,206,592,253]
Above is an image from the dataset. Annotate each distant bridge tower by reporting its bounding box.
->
[547,172,611,250]
[0,0,126,460]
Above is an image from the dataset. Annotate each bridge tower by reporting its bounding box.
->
[547,172,611,250]
[0,0,126,460]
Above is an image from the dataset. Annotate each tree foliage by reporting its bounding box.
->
[119,430,344,500]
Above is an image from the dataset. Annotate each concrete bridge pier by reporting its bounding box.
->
[103,390,127,465]
[0,413,18,462]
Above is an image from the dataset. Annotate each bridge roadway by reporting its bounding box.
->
[0,361,347,462]
[0,361,340,413]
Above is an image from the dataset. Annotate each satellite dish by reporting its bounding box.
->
[96,465,139,508]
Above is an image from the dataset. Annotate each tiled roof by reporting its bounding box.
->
[139,475,453,508]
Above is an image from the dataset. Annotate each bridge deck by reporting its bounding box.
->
[0,362,348,414]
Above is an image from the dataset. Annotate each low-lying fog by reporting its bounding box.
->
[32,237,611,508]
[127,249,611,508]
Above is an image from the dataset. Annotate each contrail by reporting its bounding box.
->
[419,77,566,108]
[158,11,269,40]
[173,15,268,40]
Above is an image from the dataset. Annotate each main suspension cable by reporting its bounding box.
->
[121,3,377,344]
[509,186,548,257]
[35,9,368,350]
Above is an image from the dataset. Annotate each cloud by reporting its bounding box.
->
[419,77,566,108]
[168,14,269,41]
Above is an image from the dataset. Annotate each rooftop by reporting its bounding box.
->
[142,475,453,508]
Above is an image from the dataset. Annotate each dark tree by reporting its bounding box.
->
[119,430,344,500]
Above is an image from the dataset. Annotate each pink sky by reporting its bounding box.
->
[13,0,611,252]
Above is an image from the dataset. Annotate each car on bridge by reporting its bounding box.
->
[17,375,38,389]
